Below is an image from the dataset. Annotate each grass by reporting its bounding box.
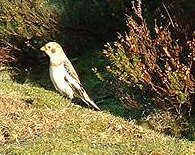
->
[0,63,195,155]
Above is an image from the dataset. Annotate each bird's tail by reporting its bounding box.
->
[80,90,100,110]
[81,97,100,110]
[70,82,100,110]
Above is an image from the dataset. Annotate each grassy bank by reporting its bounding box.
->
[0,69,195,155]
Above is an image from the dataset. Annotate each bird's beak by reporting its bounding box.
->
[40,46,47,57]
[40,46,46,52]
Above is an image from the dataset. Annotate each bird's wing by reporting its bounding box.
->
[63,59,80,84]
[64,72,100,110]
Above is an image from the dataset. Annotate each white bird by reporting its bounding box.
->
[40,42,100,110]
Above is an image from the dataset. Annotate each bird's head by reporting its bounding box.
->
[40,42,66,65]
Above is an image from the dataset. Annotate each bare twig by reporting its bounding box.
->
[162,2,175,29]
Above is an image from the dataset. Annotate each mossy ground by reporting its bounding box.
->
[0,53,195,155]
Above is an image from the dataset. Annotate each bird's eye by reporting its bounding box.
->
[47,46,51,49]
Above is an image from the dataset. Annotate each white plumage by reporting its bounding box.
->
[40,42,100,110]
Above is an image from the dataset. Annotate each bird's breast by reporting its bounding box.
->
[49,65,73,94]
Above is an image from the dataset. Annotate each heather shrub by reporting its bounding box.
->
[0,0,59,68]
[0,0,59,44]
[102,0,195,114]
[99,0,195,137]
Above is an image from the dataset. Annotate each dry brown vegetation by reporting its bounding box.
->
[0,47,16,66]
[103,0,195,112]
[98,0,195,138]
[0,91,63,144]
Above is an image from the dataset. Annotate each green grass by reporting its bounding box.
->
[0,67,195,155]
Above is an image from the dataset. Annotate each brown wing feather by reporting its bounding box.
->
[63,60,80,83]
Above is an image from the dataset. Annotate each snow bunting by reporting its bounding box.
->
[40,42,100,110]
